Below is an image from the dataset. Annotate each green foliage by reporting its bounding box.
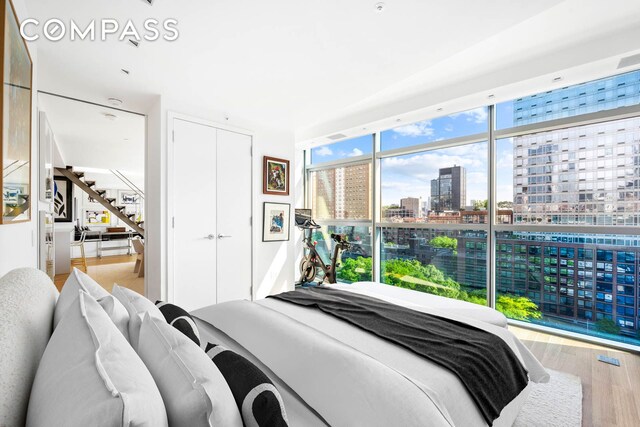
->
[495,295,542,321]
[339,256,542,321]
[473,199,488,211]
[595,318,620,335]
[337,257,372,283]
[430,236,458,255]
[497,201,513,209]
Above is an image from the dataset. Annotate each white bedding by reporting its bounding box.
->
[192,288,549,427]
[194,318,328,427]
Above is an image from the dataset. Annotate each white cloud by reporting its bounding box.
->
[392,120,434,137]
[348,148,364,157]
[451,107,488,124]
[315,146,333,157]
[380,142,489,204]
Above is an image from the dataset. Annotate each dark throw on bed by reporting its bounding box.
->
[269,287,529,425]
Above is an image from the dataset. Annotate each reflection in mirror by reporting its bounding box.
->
[1,0,33,224]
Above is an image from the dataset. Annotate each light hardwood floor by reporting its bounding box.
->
[511,325,640,427]
[54,262,638,426]
[54,255,144,295]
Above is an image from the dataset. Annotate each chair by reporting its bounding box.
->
[70,232,88,273]
[132,238,144,278]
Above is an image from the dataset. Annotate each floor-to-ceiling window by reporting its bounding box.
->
[307,135,374,282]
[305,70,640,348]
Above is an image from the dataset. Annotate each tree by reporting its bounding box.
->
[595,319,620,335]
[385,257,542,320]
[338,256,543,321]
[495,295,542,320]
[497,201,513,209]
[337,257,372,283]
[473,199,488,211]
[430,236,458,254]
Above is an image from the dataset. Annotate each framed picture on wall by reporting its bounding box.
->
[118,190,140,205]
[53,176,73,223]
[263,156,290,196]
[85,210,110,224]
[263,202,290,242]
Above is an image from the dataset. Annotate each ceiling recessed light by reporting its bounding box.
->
[487,94,495,99]
[108,98,123,107]
[436,108,444,112]
[128,39,139,48]
[103,113,118,121]
[552,76,563,82]
[121,69,130,75]
[396,118,402,122]
[375,2,385,12]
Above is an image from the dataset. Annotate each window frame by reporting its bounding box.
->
[303,72,640,352]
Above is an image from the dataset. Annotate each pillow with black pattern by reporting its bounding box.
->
[155,301,201,346]
[205,343,289,427]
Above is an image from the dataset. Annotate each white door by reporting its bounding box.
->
[172,119,217,310]
[216,129,253,303]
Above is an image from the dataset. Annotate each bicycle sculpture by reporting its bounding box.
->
[295,209,350,285]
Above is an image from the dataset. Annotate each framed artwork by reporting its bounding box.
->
[85,210,110,224]
[1,0,33,224]
[53,176,73,223]
[263,202,290,242]
[119,190,140,205]
[263,156,289,196]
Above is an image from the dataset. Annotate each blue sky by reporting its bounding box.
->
[311,107,515,206]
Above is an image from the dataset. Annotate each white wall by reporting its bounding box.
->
[0,0,39,277]
[145,96,296,302]
[145,96,165,301]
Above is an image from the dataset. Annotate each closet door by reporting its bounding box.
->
[172,119,218,310]
[216,129,253,303]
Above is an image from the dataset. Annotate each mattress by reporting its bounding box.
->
[192,286,548,426]
[194,318,329,426]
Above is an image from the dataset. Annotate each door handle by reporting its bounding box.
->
[218,234,232,239]
[205,234,216,240]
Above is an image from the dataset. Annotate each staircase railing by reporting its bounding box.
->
[110,169,144,200]
[3,160,27,179]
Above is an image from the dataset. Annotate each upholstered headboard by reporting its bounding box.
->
[0,268,58,427]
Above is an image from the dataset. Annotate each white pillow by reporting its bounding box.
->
[26,291,168,427]
[112,284,164,350]
[54,268,130,340]
[138,313,242,427]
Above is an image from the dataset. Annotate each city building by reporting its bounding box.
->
[401,197,423,218]
[384,207,416,220]
[500,74,640,335]
[311,163,372,220]
[430,166,467,212]
[512,76,640,225]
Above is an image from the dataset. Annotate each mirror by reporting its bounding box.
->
[1,0,33,224]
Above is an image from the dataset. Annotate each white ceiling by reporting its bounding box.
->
[25,0,640,142]
[27,0,560,129]
[39,93,145,174]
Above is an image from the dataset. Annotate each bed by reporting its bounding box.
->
[191,282,549,427]
[0,270,548,427]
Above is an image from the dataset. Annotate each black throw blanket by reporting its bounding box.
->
[269,287,529,425]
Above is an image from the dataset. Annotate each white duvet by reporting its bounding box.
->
[192,288,549,427]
